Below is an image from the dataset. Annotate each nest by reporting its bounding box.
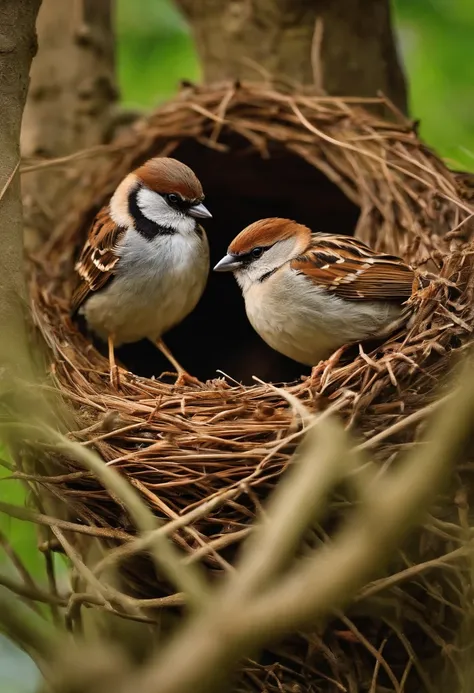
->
[28,82,474,692]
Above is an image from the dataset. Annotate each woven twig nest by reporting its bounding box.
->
[29,82,474,691]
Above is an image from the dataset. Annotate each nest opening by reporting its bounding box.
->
[88,136,360,385]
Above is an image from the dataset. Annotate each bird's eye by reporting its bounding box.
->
[251,247,263,259]
[167,193,180,205]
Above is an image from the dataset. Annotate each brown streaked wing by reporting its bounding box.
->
[291,235,415,302]
[70,207,125,314]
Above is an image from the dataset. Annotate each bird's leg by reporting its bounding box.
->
[155,339,202,387]
[310,344,349,387]
[108,334,121,389]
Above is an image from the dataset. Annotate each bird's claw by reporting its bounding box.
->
[174,370,202,388]
[309,345,348,388]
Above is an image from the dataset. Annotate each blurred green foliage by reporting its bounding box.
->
[0,462,45,577]
[116,0,200,108]
[0,454,45,692]
[394,0,474,170]
[117,0,474,172]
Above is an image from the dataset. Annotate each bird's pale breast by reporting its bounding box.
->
[243,268,403,366]
[81,227,209,345]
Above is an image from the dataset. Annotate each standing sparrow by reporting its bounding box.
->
[214,218,416,369]
[71,156,212,387]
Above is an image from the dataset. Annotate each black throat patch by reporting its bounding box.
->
[258,267,278,283]
[129,187,175,239]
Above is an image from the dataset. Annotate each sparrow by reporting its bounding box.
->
[214,218,417,369]
[71,156,212,387]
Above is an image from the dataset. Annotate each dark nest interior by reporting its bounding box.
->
[28,82,474,692]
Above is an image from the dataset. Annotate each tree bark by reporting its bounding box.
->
[21,0,118,250]
[175,0,407,114]
[0,0,41,371]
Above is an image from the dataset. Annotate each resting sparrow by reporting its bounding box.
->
[71,156,212,387]
[214,218,417,368]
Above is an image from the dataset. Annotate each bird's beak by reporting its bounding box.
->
[213,254,242,272]
[189,202,212,219]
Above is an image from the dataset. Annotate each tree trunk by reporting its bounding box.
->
[0,0,41,371]
[175,0,408,114]
[21,0,118,250]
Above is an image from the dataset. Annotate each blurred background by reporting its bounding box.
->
[1,0,473,690]
[117,0,474,171]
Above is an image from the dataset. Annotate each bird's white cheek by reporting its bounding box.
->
[136,187,195,234]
